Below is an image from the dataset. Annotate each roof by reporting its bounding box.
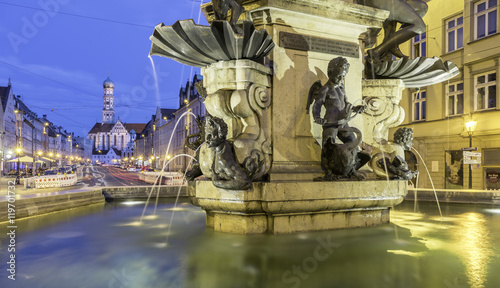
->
[15,97,38,119]
[47,126,58,137]
[103,76,114,88]
[0,85,11,112]
[112,147,121,156]
[89,122,147,135]
[124,123,147,133]
[88,123,114,134]
[160,108,176,120]
[92,149,108,155]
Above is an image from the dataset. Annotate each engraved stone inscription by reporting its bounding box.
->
[279,32,359,58]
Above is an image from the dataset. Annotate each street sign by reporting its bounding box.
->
[461,147,478,151]
[463,151,481,165]
[464,151,481,157]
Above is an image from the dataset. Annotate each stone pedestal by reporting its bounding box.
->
[190,180,406,234]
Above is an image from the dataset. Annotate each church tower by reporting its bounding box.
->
[102,76,115,124]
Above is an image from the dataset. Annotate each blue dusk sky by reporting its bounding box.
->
[0,0,208,137]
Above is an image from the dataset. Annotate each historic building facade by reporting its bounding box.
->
[0,79,17,173]
[2,79,79,174]
[134,74,205,171]
[391,0,500,190]
[87,77,146,164]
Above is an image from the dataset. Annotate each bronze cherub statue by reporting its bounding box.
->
[370,127,419,180]
[205,115,252,190]
[307,57,370,180]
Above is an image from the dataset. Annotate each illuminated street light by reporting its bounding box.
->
[16,148,22,183]
[465,118,477,189]
[465,120,477,135]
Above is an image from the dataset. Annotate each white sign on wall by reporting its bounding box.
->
[432,161,439,172]
[463,151,481,165]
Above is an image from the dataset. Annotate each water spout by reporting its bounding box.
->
[140,111,198,223]
[148,55,161,105]
[411,147,442,217]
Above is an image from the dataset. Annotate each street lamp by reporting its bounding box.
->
[16,147,22,183]
[465,119,477,189]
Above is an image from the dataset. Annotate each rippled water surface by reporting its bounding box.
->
[1,200,500,288]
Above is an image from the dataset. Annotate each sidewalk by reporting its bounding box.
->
[0,176,87,199]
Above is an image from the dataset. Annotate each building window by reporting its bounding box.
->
[446,82,464,116]
[412,90,426,121]
[446,15,463,52]
[475,72,496,110]
[475,0,497,40]
[412,32,426,58]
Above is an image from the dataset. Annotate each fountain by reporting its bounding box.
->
[149,0,458,234]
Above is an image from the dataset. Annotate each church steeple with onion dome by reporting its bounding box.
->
[102,76,115,124]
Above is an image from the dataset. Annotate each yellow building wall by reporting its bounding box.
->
[386,0,500,190]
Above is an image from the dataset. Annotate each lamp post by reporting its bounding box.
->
[31,121,36,176]
[37,151,42,172]
[16,147,21,184]
[465,119,477,189]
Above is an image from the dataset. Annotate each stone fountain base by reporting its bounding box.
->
[189,180,406,234]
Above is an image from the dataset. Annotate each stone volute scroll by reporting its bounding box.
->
[198,60,273,187]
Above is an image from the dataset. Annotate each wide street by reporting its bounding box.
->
[82,165,148,187]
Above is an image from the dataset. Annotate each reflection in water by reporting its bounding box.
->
[455,212,493,288]
[392,207,495,288]
[1,201,499,288]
